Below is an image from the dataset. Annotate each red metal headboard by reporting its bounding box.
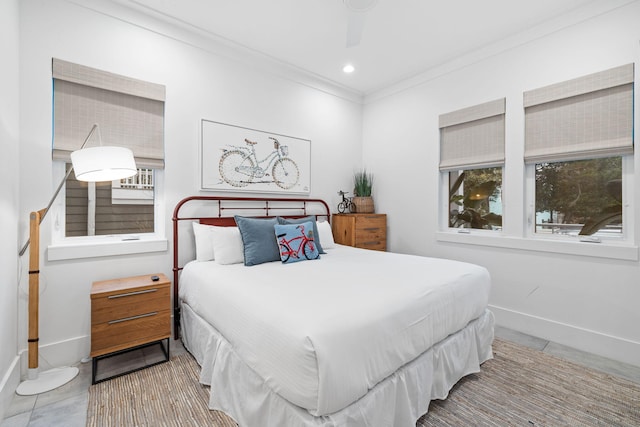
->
[171,196,331,339]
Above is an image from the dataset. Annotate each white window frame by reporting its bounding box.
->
[437,156,637,261]
[112,168,155,205]
[441,166,505,235]
[47,161,167,261]
[438,98,506,236]
[524,155,633,244]
[438,64,638,261]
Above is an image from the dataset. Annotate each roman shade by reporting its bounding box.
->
[52,58,166,169]
[524,63,634,163]
[439,98,506,171]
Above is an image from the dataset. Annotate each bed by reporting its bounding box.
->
[172,196,494,427]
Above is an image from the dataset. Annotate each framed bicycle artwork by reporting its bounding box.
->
[200,119,311,194]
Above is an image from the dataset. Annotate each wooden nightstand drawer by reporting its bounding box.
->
[90,273,171,383]
[91,285,170,325]
[91,309,170,357]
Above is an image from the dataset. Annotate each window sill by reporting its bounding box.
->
[435,231,638,261]
[47,237,168,261]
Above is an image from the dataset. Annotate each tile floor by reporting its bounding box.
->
[1,340,188,427]
[2,328,639,426]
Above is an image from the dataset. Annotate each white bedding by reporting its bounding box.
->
[179,244,491,416]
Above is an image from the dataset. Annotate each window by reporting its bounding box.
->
[440,98,505,231]
[65,166,155,237]
[524,64,633,240]
[530,157,631,242]
[437,65,636,260]
[449,167,503,230]
[534,158,622,237]
[52,58,165,242]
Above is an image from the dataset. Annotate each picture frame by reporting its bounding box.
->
[200,120,311,194]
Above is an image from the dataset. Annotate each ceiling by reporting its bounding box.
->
[114,0,609,96]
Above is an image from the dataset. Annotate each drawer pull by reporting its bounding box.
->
[108,289,158,299]
[363,227,380,232]
[108,312,157,324]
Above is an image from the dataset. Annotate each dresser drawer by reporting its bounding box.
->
[91,309,170,357]
[354,216,385,249]
[91,285,170,325]
[354,232,386,250]
[354,214,385,231]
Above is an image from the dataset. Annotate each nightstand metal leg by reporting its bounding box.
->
[91,338,171,385]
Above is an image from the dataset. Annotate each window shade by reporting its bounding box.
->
[52,58,166,169]
[439,98,505,171]
[524,63,634,163]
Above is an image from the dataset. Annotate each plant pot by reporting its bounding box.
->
[352,196,374,213]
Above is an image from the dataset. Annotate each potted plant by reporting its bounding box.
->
[352,169,375,213]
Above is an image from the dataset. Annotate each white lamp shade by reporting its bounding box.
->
[70,146,137,182]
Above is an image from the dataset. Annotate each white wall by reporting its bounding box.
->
[12,0,638,399]
[17,0,362,370]
[363,1,640,367]
[0,0,21,419]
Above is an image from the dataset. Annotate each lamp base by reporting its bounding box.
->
[15,366,79,396]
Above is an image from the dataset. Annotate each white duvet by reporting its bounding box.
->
[179,245,491,416]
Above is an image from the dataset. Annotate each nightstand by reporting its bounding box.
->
[332,213,387,251]
[90,273,171,384]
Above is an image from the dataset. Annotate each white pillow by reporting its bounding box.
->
[210,226,245,265]
[193,222,216,261]
[317,221,336,250]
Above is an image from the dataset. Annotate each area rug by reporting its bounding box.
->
[417,338,639,426]
[87,338,640,426]
[86,353,236,427]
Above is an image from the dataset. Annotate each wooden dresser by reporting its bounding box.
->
[90,273,171,383]
[332,213,387,251]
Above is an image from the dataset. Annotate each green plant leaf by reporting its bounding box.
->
[353,169,373,196]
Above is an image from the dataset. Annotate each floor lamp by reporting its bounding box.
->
[16,124,137,395]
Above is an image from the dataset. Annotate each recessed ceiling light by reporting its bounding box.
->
[343,64,355,73]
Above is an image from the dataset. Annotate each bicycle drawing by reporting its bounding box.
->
[201,120,311,194]
[219,136,300,189]
[277,224,319,262]
[337,190,356,213]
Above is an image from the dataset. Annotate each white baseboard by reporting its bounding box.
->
[490,304,640,368]
[0,355,20,421]
[17,335,90,376]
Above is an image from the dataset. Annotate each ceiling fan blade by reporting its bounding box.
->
[346,11,366,48]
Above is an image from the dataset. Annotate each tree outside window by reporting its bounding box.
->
[535,157,622,236]
[449,167,503,230]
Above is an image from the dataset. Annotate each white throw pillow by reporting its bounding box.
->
[211,226,245,265]
[192,222,216,261]
[317,221,336,249]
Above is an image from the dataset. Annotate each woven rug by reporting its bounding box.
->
[87,338,640,426]
[417,339,639,426]
[86,354,236,427]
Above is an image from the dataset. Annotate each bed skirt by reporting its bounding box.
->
[181,302,494,427]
